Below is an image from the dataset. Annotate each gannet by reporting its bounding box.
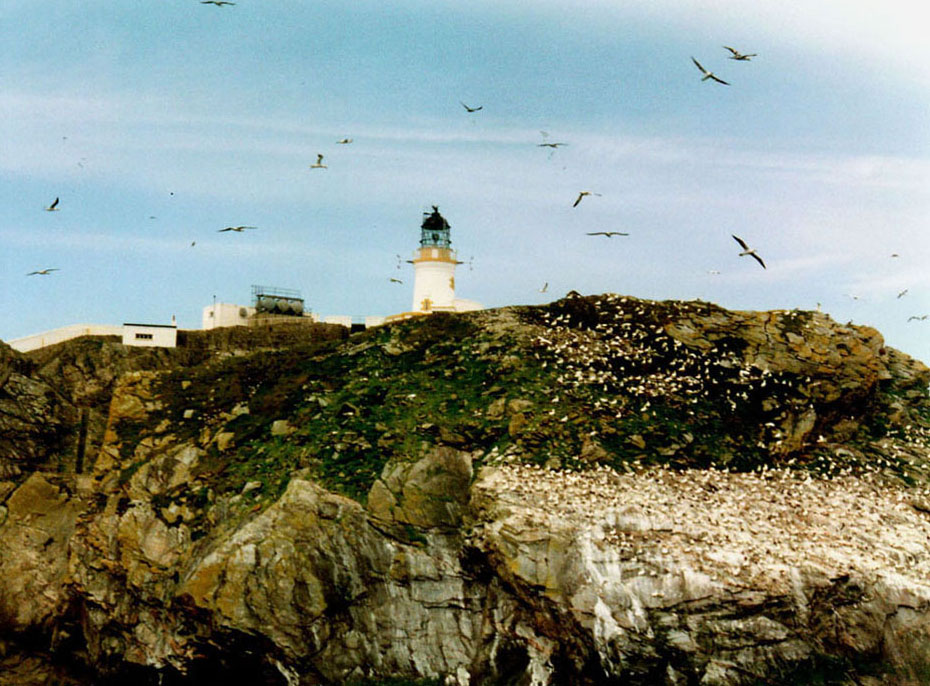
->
[692,57,729,85]
[723,46,757,61]
[732,234,765,268]
[573,191,601,207]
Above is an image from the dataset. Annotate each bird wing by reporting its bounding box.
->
[573,193,584,207]
[723,46,739,56]
[750,252,766,269]
[586,232,605,236]
[218,227,233,232]
[691,57,708,75]
[732,234,749,250]
[710,73,730,85]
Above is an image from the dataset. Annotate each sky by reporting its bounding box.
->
[2,1,929,362]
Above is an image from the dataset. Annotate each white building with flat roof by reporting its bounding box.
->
[202,303,255,329]
[122,322,177,348]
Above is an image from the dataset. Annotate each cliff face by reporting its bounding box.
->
[2,295,930,685]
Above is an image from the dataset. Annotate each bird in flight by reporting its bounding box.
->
[218,225,257,232]
[389,277,403,284]
[586,231,629,238]
[538,142,567,149]
[539,282,548,293]
[460,102,483,113]
[44,197,60,211]
[573,191,601,207]
[723,46,757,61]
[732,234,765,268]
[898,289,909,299]
[27,268,59,276]
[908,315,928,322]
[200,1,235,5]
[336,138,353,144]
[310,154,327,169]
[692,57,729,85]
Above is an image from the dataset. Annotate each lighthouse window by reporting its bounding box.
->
[432,232,439,242]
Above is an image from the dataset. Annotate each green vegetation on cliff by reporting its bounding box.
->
[91,293,930,513]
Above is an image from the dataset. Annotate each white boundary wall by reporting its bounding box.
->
[7,324,124,353]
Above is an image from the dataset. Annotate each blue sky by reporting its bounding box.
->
[2,1,929,361]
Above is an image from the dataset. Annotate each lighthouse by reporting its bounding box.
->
[411,206,458,313]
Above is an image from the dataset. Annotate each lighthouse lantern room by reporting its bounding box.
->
[411,206,458,313]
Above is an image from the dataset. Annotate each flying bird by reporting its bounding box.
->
[539,282,548,293]
[692,57,729,85]
[723,46,757,61]
[389,278,403,284]
[586,231,629,238]
[908,315,929,322]
[573,191,601,207]
[218,225,257,232]
[538,142,567,149]
[460,102,483,113]
[898,289,909,299]
[310,154,327,169]
[27,268,59,276]
[336,138,353,144]
[732,234,765,268]
[200,1,235,5]
[44,197,60,211]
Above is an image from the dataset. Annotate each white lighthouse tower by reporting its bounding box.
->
[411,206,458,314]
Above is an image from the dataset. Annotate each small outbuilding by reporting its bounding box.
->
[122,322,178,348]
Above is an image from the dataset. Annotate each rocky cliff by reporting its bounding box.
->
[2,294,930,685]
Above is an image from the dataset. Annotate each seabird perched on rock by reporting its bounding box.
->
[587,231,629,238]
[27,268,59,275]
[310,154,327,169]
[732,235,765,268]
[44,197,60,211]
[692,57,729,85]
[573,191,602,207]
[723,46,757,61]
